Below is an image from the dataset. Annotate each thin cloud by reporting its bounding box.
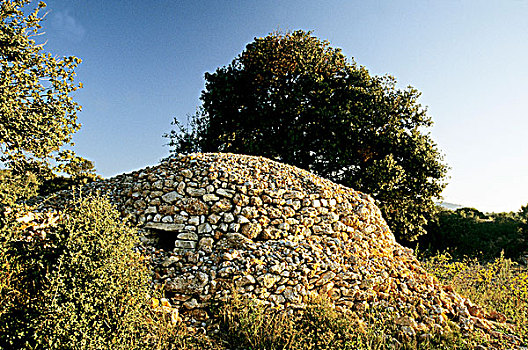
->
[51,10,86,42]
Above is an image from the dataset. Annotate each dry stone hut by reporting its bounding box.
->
[48,153,515,342]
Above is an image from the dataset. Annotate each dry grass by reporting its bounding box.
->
[423,252,528,346]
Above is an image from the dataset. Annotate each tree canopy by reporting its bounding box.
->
[0,0,93,190]
[166,30,448,242]
[0,0,95,201]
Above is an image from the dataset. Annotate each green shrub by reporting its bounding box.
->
[0,196,214,350]
[0,170,39,205]
[34,197,153,349]
[0,199,41,349]
[420,207,527,261]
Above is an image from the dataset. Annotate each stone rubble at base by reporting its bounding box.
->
[43,152,514,343]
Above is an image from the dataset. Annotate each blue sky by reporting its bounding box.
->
[38,0,527,213]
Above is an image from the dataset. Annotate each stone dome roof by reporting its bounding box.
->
[50,153,515,342]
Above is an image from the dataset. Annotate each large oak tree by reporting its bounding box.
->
[167,30,448,242]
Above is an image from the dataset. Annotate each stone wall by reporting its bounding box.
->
[47,153,510,339]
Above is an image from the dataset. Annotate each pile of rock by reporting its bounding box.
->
[44,153,514,341]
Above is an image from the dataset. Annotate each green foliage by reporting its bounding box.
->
[0,196,212,350]
[420,207,528,261]
[166,30,448,242]
[518,204,528,242]
[36,198,150,349]
[0,0,95,194]
[0,169,39,205]
[0,204,26,348]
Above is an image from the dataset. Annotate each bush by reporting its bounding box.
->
[0,196,212,350]
[419,207,527,261]
[35,197,154,349]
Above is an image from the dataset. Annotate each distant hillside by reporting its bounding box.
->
[437,201,463,210]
